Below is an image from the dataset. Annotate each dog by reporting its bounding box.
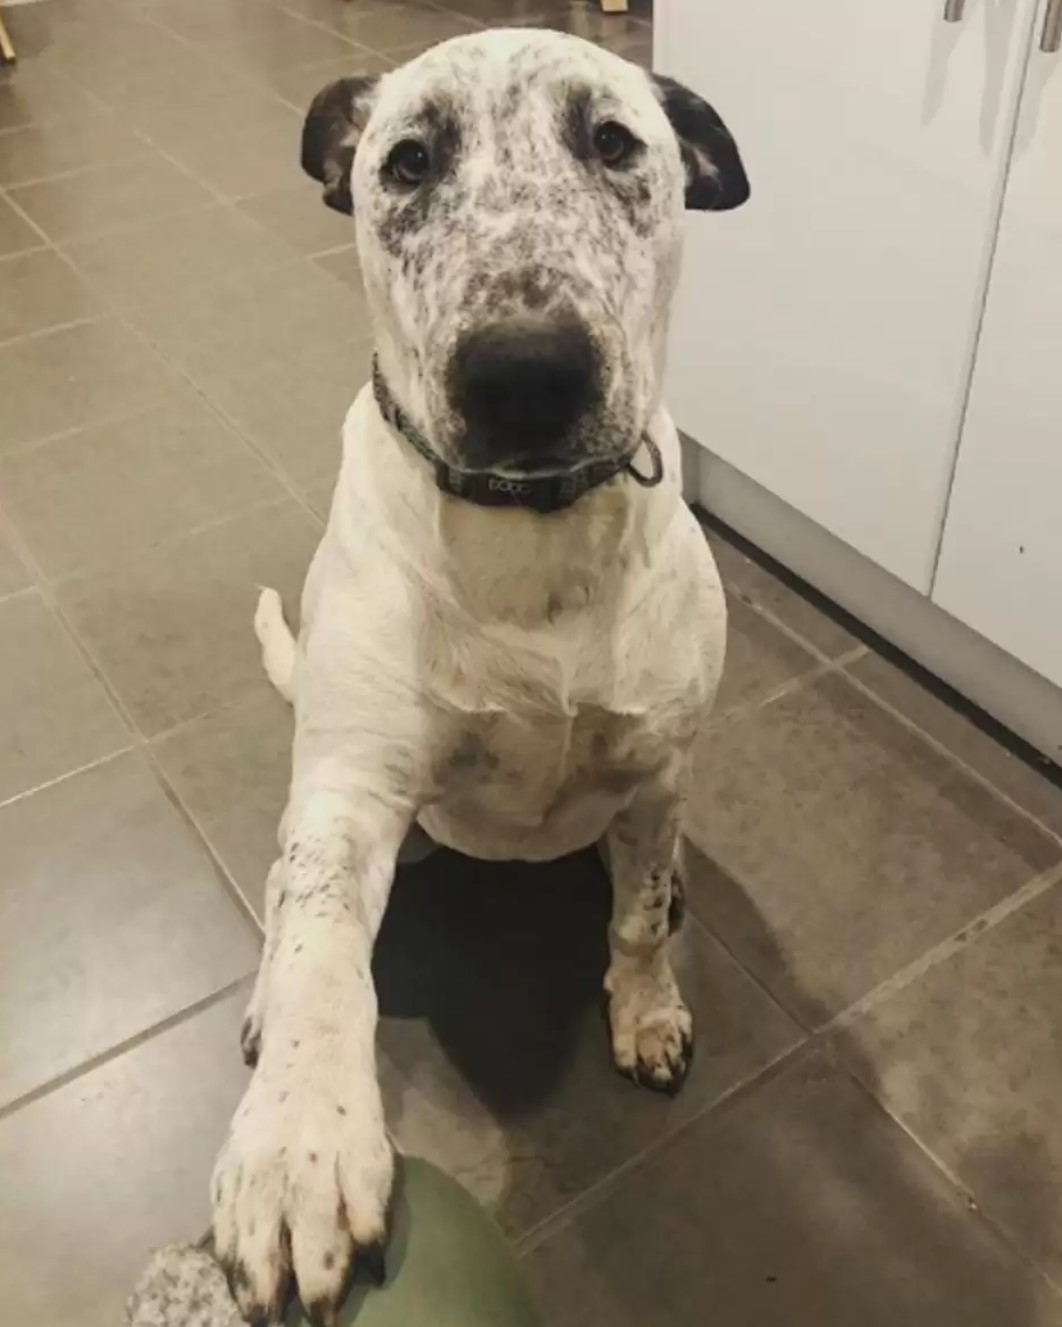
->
[211,27,747,1323]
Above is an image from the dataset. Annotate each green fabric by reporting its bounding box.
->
[285,1158,542,1327]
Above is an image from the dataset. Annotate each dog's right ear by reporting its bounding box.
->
[301,76,381,215]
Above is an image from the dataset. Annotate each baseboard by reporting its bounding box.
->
[692,443,1062,766]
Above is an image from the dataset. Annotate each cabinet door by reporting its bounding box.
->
[933,6,1062,688]
[657,0,1038,590]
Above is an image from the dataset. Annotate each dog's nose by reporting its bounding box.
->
[453,320,597,446]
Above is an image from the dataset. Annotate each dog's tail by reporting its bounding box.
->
[254,587,295,704]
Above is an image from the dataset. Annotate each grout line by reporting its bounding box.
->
[0,975,255,1124]
[515,1037,812,1257]
[828,862,1062,1033]
[832,1049,1062,1305]
[840,664,1062,852]
[0,310,108,352]
[0,744,136,815]
[143,738,269,938]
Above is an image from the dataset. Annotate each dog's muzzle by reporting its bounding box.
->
[451,319,597,466]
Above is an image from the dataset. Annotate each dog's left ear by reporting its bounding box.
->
[651,75,749,212]
[302,76,382,215]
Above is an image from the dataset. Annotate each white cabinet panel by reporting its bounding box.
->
[933,11,1062,688]
[657,0,1038,590]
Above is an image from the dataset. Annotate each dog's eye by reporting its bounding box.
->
[384,139,431,186]
[592,121,639,167]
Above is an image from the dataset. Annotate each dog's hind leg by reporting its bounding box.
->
[254,586,296,702]
[604,768,693,1095]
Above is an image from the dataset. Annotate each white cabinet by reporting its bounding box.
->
[932,10,1062,690]
[658,0,1040,591]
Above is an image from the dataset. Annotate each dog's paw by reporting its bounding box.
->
[212,1061,393,1325]
[606,957,693,1096]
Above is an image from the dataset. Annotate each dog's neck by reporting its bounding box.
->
[332,386,685,630]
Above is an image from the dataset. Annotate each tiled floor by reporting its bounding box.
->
[2,1,1062,1324]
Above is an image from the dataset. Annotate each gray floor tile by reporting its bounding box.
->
[203,339,371,487]
[375,849,801,1235]
[57,502,319,737]
[8,153,215,243]
[150,0,360,74]
[0,61,100,130]
[706,524,858,661]
[0,112,147,188]
[849,651,1062,837]
[713,595,821,720]
[838,880,1062,1283]
[0,396,286,581]
[434,0,572,20]
[64,204,294,313]
[0,989,250,1327]
[0,751,258,1106]
[313,245,363,290]
[125,259,361,394]
[0,248,103,343]
[160,107,308,201]
[0,524,32,601]
[685,672,1061,1027]
[319,2,479,53]
[91,61,297,152]
[0,592,129,805]
[525,1050,1062,1327]
[303,476,337,520]
[0,317,180,452]
[152,688,295,920]
[267,52,395,109]
[0,194,44,258]
[237,182,358,257]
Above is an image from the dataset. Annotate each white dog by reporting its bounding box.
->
[212,28,748,1323]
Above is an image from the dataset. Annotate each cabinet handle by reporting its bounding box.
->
[1042,0,1062,51]
[943,0,966,20]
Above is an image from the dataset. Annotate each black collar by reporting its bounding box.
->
[371,359,663,515]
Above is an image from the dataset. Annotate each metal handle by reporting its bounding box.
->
[944,0,967,20]
[1042,0,1062,51]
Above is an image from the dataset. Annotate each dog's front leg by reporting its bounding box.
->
[604,773,692,1095]
[212,786,409,1324]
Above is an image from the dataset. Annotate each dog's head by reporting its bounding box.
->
[302,29,747,475]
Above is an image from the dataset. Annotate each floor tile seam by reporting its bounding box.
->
[0,310,111,353]
[831,1046,1062,1305]
[827,862,1062,1036]
[514,1035,813,1256]
[130,0,372,91]
[29,233,333,530]
[260,0,436,58]
[142,738,268,937]
[0,130,156,192]
[0,503,144,737]
[681,905,814,1040]
[0,974,255,1124]
[0,744,137,814]
[703,655,841,735]
[839,664,1062,851]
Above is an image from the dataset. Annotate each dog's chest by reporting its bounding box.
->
[420,703,674,860]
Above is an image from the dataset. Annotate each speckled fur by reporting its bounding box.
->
[213,29,745,1324]
[356,30,688,470]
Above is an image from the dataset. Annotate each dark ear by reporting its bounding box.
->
[651,74,749,212]
[301,76,381,215]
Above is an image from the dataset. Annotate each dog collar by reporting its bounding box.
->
[371,359,663,515]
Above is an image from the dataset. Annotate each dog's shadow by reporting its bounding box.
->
[373,846,611,1116]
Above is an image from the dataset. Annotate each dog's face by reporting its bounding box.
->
[302,29,747,474]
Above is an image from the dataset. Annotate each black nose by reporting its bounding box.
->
[453,320,597,447]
